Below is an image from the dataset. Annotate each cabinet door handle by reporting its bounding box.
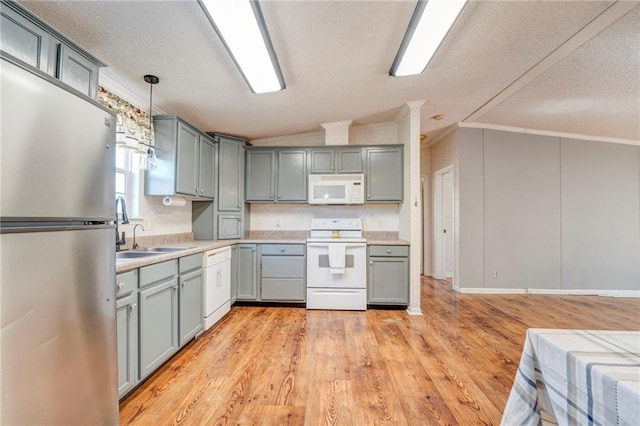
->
[129,303,137,311]
[369,261,374,265]
[117,282,125,290]
[200,188,204,194]
[181,282,186,288]
[280,248,285,253]
[386,249,391,254]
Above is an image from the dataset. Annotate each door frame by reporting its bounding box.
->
[433,165,454,281]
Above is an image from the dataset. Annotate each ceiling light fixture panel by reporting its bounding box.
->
[199,0,285,94]
[390,0,468,77]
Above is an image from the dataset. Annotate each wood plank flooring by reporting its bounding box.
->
[120,277,640,425]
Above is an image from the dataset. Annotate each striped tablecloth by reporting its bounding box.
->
[501,329,640,426]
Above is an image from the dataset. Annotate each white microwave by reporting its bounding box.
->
[308,174,365,205]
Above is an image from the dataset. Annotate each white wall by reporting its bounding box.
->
[420,142,431,275]
[457,127,640,292]
[427,128,459,284]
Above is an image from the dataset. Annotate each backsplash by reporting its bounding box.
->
[249,203,400,231]
[119,195,192,239]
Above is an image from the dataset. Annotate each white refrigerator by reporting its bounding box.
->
[0,55,119,423]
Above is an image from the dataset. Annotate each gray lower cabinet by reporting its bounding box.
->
[116,270,138,398]
[365,146,403,202]
[230,245,238,304]
[260,244,305,302]
[0,1,104,99]
[178,254,204,345]
[236,244,258,300]
[368,245,409,305]
[138,260,179,380]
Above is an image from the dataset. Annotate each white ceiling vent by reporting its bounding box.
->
[321,120,352,146]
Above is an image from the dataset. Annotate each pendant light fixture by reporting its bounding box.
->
[139,74,159,171]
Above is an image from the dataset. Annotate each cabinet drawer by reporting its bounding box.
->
[369,245,409,257]
[260,244,305,256]
[179,253,203,274]
[262,256,304,278]
[261,278,305,301]
[116,269,138,298]
[139,260,177,288]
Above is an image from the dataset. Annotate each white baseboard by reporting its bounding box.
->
[406,306,423,315]
[455,287,640,297]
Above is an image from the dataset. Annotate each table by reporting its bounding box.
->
[501,329,640,426]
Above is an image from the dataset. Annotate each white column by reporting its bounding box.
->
[396,100,425,315]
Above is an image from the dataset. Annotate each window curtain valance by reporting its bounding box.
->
[97,86,153,152]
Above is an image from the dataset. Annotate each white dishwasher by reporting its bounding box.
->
[203,246,232,330]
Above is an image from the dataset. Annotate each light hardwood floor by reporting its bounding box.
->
[120,277,640,425]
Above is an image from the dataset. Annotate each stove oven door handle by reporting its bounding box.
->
[307,243,365,248]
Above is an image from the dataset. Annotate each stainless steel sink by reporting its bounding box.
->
[148,246,195,253]
[116,251,158,259]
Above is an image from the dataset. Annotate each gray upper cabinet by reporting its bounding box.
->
[309,147,363,174]
[277,149,307,201]
[365,146,403,202]
[245,147,307,202]
[147,116,215,200]
[199,135,215,198]
[245,149,276,201]
[57,44,99,98]
[1,3,50,71]
[175,122,199,196]
[0,1,104,99]
[309,149,335,173]
[336,148,363,173]
[217,136,244,211]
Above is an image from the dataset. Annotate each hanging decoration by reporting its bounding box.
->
[139,74,159,171]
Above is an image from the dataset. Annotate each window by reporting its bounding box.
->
[115,147,141,219]
[98,85,151,220]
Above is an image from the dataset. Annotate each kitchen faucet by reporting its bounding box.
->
[132,224,145,250]
[115,196,129,251]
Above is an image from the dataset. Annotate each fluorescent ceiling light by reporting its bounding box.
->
[199,0,285,93]
[390,0,468,77]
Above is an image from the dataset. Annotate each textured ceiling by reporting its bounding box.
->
[474,5,640,141]
[17,0,640,143]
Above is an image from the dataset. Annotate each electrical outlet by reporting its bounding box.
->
[377,219,383,229]
[275,219,281,229]
[492,271,498,278]
[144,218,153,230]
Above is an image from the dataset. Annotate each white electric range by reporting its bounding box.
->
[306,218,367,310]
